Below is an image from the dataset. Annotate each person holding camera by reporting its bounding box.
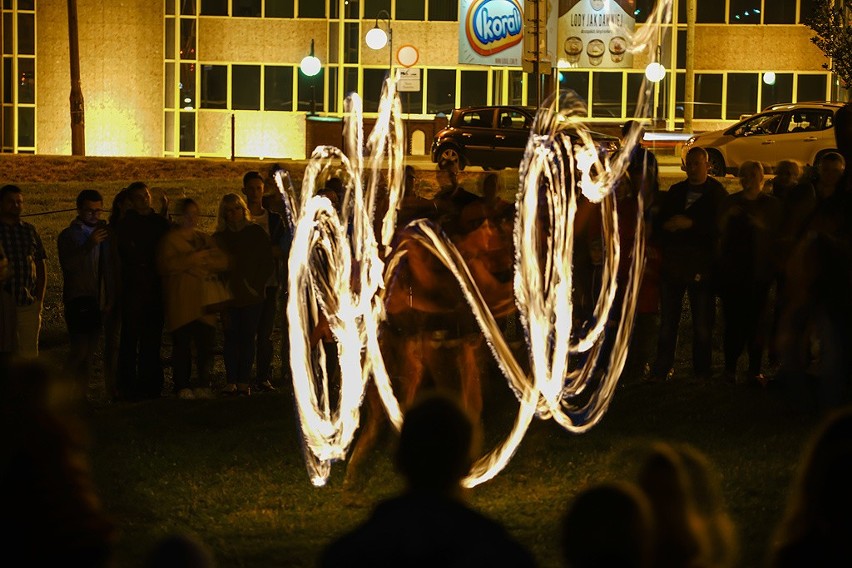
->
[58,189,115,398]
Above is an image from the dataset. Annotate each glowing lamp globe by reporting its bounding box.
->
[366,27,388,50]
[645,62,666,83]
[300,54,321,77]
[763,72,776,86]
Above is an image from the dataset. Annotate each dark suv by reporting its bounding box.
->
[431,105,619,170]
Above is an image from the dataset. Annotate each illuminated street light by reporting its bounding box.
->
[300,39,321,78]
[365,9,392,73]
[645,61,666,83]
[763,72,777,86]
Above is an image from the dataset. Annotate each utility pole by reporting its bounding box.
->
[68,0,85,155]
[683,0,695,133]
[524,0,550,108]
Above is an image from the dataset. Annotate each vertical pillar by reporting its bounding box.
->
[68,0,85,155]
[683,0,695,132]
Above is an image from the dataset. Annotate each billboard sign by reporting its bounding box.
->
[557,0,635,68]
[459,0,524,66]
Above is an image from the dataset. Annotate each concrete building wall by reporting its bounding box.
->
[37,0,162,156]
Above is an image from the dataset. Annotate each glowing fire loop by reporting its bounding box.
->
[278,1,673,488]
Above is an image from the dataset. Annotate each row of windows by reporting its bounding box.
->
[172,0,823,25]
[167,61,831,124]
[169,0,457,20]
[665,0,818,25]
[1,1,34,152]
[560,70,829,121]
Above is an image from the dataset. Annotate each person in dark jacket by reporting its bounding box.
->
[647,147,727,382]
[57,189,115,397]
[114,182,171,400]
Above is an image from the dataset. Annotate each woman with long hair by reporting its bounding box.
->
[213,193,273,395]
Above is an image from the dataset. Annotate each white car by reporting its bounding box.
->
[681,102,843,175]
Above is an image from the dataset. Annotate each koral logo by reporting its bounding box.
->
[466,0,523,56]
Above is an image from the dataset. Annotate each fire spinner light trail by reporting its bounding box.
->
[280,0,672,488]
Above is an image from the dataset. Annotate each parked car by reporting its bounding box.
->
[431,105,619,170]
[681,101,844,175]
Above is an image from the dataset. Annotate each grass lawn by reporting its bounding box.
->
[2,154,816,567]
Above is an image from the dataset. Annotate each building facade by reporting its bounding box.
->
[1,0,836,158]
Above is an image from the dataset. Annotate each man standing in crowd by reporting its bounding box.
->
[242,171,291,391]
[647,147,727,383]
[0,184,46,358]
[57,190,113,396]
[115,182,170,400]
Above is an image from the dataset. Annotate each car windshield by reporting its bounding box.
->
[732,112,783,137]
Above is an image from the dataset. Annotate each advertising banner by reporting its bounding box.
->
[458,0,558,67]
[558,0,635,68]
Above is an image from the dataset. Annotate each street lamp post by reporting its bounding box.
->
[365,9,393,75]
[300,39,322,116]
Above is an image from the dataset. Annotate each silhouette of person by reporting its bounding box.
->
[770,406,852,567]
[145,532,215,568]
[0,360,115,565]
[321,393,536,567]
[560,481,654,568]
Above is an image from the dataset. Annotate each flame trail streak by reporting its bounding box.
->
[284,0,671,487]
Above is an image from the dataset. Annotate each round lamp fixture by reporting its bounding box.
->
[300,54,321,77]
[645,62,666,83]
[763,71,776,86]
[366,26,388,50]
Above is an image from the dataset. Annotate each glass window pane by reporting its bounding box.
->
[592,72,622,118]
[201,0,228,15]
[797,74,827,102]
[694,73,722,119]
[3,106,13,147]
[426,69,455,115]
[165,62,175,107]
[232,65,261,110]
[508,70,524,106]
[266,0,295,18]
[428,0,457,21]
[400,84,423,114]
[344,67,359,99]
[364,0,391,19]
[166,0,175,15]
[180,0,197,16]
[233,0,261,17]
[764,0,796,24]
[697,0,725,23]
[760,73,793,109]
[328,66,339,112]
[3,58,11,104]
[17,106,33,147]
[329,21,339,63]
[675,72,684,118]
[179,112,195,153]
[728,0,760,24]
[626,72,654,117]
[299,0,325,18]
[676,28,685,69]
[634,0,657,22]
[799,0,817,24]
[180,62,196,108]
[17,58,33,104]
[396,0,425,20]
[726,73,758,119]
[265,65,294,111]
[18,0,34,9]
[200,64,228,109]
[345,0,360,19]
[677,0,685,23]
[3,14,11,55]
[165,111,175,153]
[297,68,325,112]
[344,22,359,64]
[165,20,175,60]
[180,19,197,60]
[362,68,386,113]
[460,70,487,107]
[17,13,34,55]
[559,70,590,104]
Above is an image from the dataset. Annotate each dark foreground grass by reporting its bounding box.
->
[87,368,820,568]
